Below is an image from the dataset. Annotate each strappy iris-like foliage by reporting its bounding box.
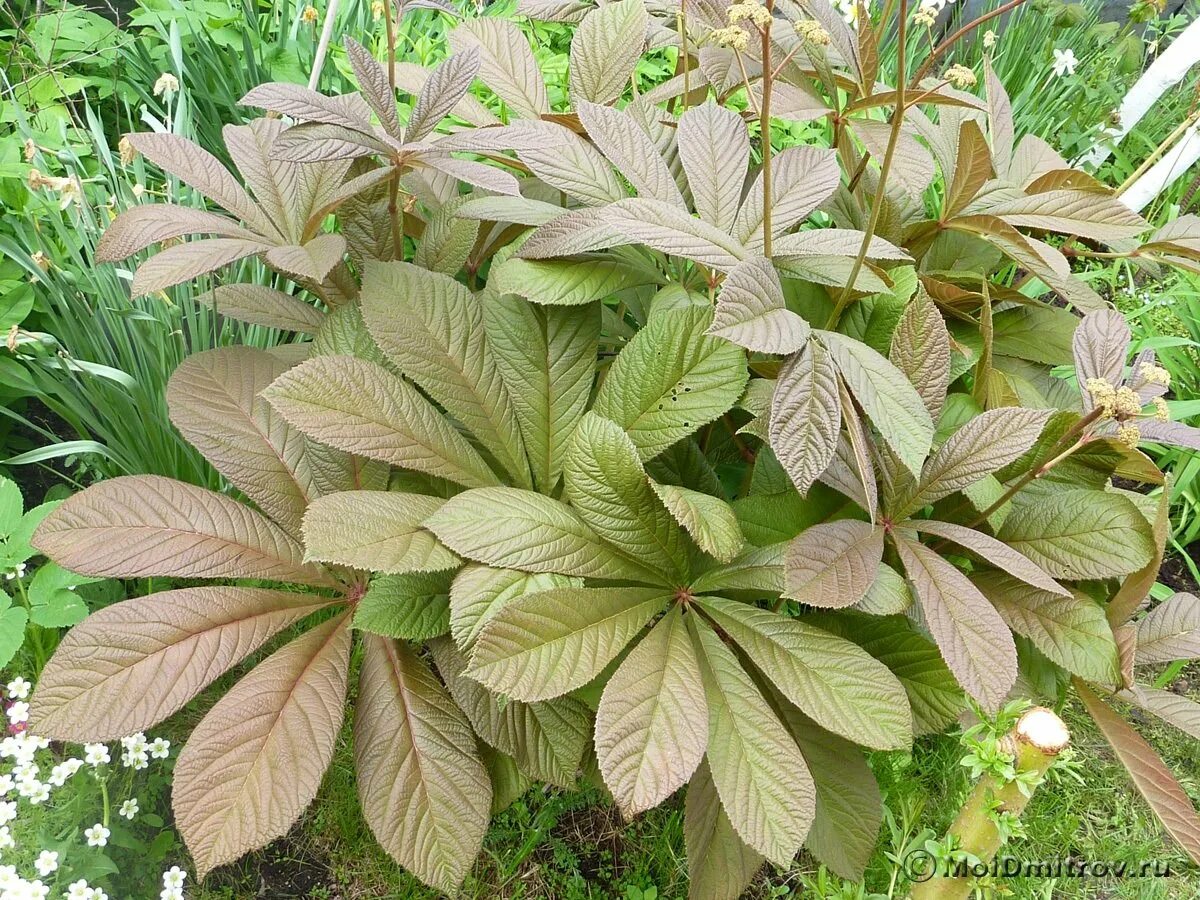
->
[27,0,1200,896]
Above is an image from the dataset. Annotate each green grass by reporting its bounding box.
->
[180,669,1200,900]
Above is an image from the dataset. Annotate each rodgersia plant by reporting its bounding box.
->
[23,0,1200,896]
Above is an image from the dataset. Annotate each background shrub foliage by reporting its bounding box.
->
[18,0,1200,896]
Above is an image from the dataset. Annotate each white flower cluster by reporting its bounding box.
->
[0,680,181,899]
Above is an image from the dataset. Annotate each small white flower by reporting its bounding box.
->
[84,824,109,848]
[121,749,148,770]
[159,889,183,900]
[4,680,29,702]
[149,738,171,760]
[0,802,15,825]
[161,866,186,888]
[4,563,26,581]
[0,865,17,889]
[12,763,37,784]
[119,798,139,820]
[1052,47,1078,77]
[0,825,13,850]
[33,851,57,877]
[26,782,50,805]
[65,881,92,900]
[6,703,29,725]
[83,744,110,768]
[90,890,109,900]
[28,880,50,899]
[0,776,10,797]
[119,733,147,753]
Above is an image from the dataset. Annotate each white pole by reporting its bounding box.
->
[1078,16,1200,170]
[309,0,344,91]
[1120,120,1200,212]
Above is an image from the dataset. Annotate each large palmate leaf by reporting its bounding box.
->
[262,354,501,489]
[466,586,669,701]
[650,482,744,563]
[817,331,934,477]
[1075,679,1200,865]
[889,291,951,421]
[354,572,453,641]
[302,491,458,574]
[593,307,748,460]
[677,103,750,234]
[893,533,1016,713]
[784,521,884,609]
[578,102,686,209]
[904,407,1051,511]
[484,293,599,492]
[360,261,531,487]
[32,475,333,587]
[709,256,811,354]
[568,0,647,105]
[29,587,335,742]
[684,760,765,900]
[1136,593,1200,664]
[432,638,589,788]
[449,18,549,119]
[973,571,1119,683]
[426,487,660,581]
[174,613,352,878]
[997,489,1155,580]
[449,565,578,651]
[596,607,708,817]
[692,620,815,867]
[565,413,689,579]
[168,347,314,537]
[697,596,911,749]
[355,636,492,893]
[488,256,659,307]
[770,343,840,494]
[781,708,882,881]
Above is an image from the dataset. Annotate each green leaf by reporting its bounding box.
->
[568,0,649,105]
[596,607,708,816]
[431,638,589,788]
[354,572,454,641]
[697,596,911,749]
[857,564,913,615]
[484,295,599,492]
[684,760,765,900]
[782,709,882,881]
[889,289,951,421]
[0,479,23,537]
[1135,593,1200,664]
[261,355,501,490]
[806,612,963,735]
[691,618,815,867]
[690,543,786,594]
[426,487,660,582]
[301,492,459,575]
[0,596,27,670]
[893,532,1016,713]
[354,635,492,893]
[708,257,811,355]
[467,586,670,701]
[784,521,884,609]
[361,261,531,487]
[816,331,934,476]
[997,489,1155,580]
[973,571,1119,683]
[650,481,744,563]
[1075,678,1200,865]
[26,562,97,628]
[769,343,841,494]
[489,256,658,306]
[565,413,690,579]
[594,307,748,461]
[449,565,579,652]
